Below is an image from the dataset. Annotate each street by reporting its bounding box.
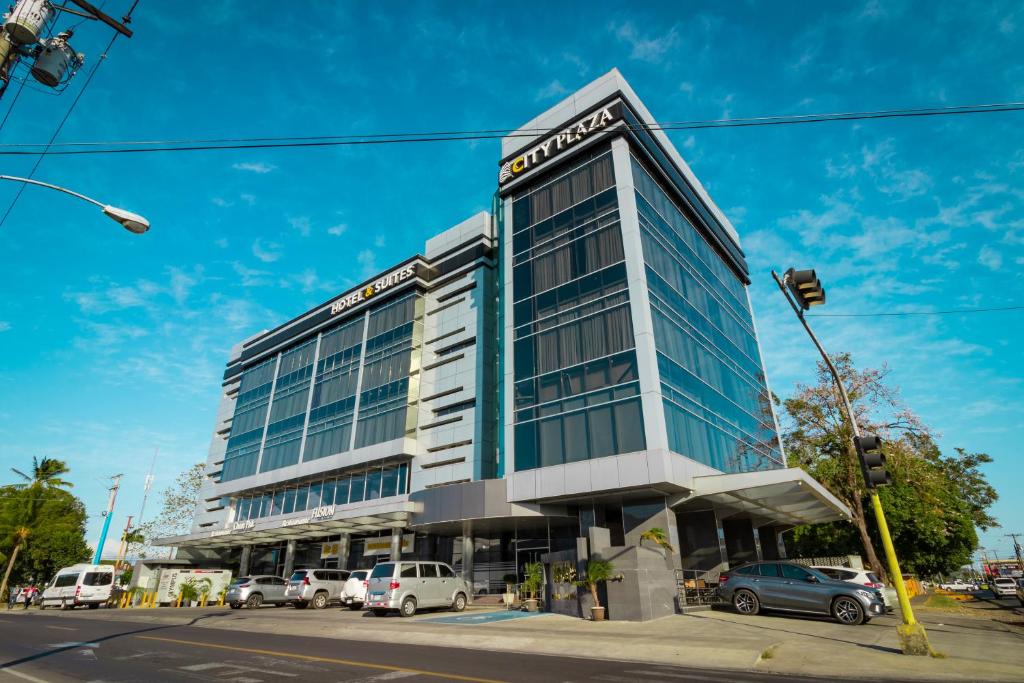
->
[0,610,923,683]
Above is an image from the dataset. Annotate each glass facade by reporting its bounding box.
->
[510,149,646,470]
[220,293,421,483]
[631,156,782,473]
[232,462,411,521]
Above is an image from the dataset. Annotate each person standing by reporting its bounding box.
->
[6,585,19,610]
[22,584,36,610]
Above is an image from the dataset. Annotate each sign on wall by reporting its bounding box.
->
[498,103,621,185]
[329,264,417,315]
[362,533,415,556]
[321,542,340,559]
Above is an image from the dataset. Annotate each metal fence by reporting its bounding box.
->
[676,569,720,607]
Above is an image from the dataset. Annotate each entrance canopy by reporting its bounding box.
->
[671,467,850,527]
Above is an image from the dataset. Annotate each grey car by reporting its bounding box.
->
[719,561,885,625]
[285,569,350,609]
[365,561,470,617]
[225,575,289,609]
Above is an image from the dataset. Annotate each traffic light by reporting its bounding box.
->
[855,434,891,488]
[785,268,826,309]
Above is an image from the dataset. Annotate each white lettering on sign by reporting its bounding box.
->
[310,504,336,520]
[498,106,617,185]
[280,516,311,528]
[329,265,416,315]
[231,520,254,531]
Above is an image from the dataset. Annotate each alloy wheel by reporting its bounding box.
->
[734,590,758,614]
[834,597,862,625]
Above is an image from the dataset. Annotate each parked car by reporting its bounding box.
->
[939,579,976,591]
[1015,579,1024,607]
[365,561,470,617]
[990,577,1016,598]
[39,564,115,610]
[340,569,369,610]
[225,575,289,609]
[285,569,350,609]
[812,565,896,612]
[719,561,885,626]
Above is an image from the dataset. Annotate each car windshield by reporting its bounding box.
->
[289,571,308,581]
[231,577,250,585]
[351,571,367,580]
[369,563,394,579]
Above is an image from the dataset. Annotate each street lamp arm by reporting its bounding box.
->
[0,174,106,208]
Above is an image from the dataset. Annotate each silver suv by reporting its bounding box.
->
[719,561,885,625]
[225,575,289,609]
[286,569,350,609]
[365,561,470,617]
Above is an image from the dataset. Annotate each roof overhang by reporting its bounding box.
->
[670,467,851,527]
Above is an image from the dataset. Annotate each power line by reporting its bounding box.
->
[0,0,138,230]
[0,100,1020,157]
[807,305,1024,318]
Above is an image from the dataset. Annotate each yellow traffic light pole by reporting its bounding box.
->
[772,270,932,656]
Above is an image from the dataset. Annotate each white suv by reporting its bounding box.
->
[341,569,369,610]
[812,566,896,612]
[991,577,1016,598]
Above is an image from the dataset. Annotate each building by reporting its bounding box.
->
[162,69,850,620]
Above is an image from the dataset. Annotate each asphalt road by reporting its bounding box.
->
[0,611,915,683]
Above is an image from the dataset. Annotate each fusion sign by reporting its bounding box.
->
[498,103,620,185]
[329,265,416,315]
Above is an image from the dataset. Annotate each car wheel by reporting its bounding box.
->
[88,603,99,610]
[832,596,865,625]
[733,589,760,616]
[371,608,388,617]
[452,593,467,612]
[399,597,417,617]
[293,601,308,610]
[246,593,263,609]
[229,603,241,609]
[348,603,363,611]
[312,592,328,610]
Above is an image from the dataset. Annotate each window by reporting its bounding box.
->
[439,564,455,578]
[780,564,812,581]
[365,468,383,501]
[322,478,337,507]
[399,563,418,578]
[308,482,322,509]
[283,488,296,515]
[290,571,308,581]
[349,472,366,503]
[54,573,79,588]
[758,563,781,578]
[369,564,394,580]
[335,476,350,505]
[419,563,438,578]
[294,485,308,511]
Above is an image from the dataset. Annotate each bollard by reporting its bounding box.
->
[176,592,183,608]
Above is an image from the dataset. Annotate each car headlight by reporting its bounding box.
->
[855,589,874,599]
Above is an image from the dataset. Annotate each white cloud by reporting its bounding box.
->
[978,245,1003,270]
[240,193,257,206]
[357,249,377,278]
[231,162,276,174]
[232,262,272,287]
[214,237,229,248]
[252,239,281,263]
[0,321,10,332]
[535,80,567,101]
[211,197,231,207]
[288,216,312,237]
[612,22,679,63]
[327,223,347,236]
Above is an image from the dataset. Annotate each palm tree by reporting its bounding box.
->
[11,457,72,489]
[639,527,674,553]
[583,558,615,610]
[0,457,73,603]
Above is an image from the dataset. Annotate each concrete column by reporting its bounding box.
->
[713,510,728,568]
[283,539,297,578]
[238,544,253,576]
[752,527,764,561]
[460,522,474,587]
[776,529,788,559]
[389,528,402,562]
[338,533,351,570]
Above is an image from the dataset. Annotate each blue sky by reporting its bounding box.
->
[0,1,1020,563]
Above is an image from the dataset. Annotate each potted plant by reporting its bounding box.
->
[178,578,200,607]
[502,573,517,609]
[522,561,544,612]
[582,559,615,621]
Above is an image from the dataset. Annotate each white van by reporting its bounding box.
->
[41,564,115,609]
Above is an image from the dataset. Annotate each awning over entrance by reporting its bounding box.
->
[156,500,418,550]
[671,467,850,527]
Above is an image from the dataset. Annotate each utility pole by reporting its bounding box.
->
[92,474,122,564]
[113,515,133,574]
[772,268,932,656]
[1006,534,1024,573]
[137,447,158,529]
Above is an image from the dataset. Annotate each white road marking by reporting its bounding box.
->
[180,663,229,672]
[221,678,261,683]
[343,672,419,683]
[0,668,52,683]
[179,662,298,679]
[43,626,75,631]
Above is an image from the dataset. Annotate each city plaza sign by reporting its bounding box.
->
[498,103,620,185]
[330,265,416,315]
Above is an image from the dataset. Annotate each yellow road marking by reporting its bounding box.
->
[135,635,507,683]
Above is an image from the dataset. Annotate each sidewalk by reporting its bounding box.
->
[11,600,1023,681]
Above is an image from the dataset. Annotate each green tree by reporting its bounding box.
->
[137,463,205,558]
[783,354,998,580]
[0,458,87,600]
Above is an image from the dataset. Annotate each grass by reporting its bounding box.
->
[923,594,964,612]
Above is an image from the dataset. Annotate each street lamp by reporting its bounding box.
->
[772,267,932,656]
[0,174,149,234]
